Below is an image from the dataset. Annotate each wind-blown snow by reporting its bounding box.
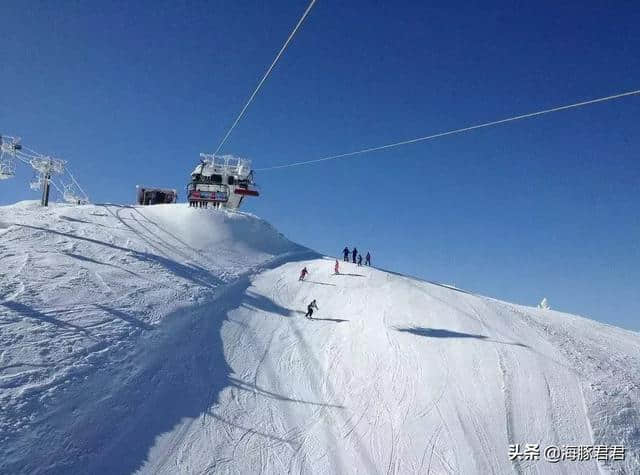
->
[0,201,638,474]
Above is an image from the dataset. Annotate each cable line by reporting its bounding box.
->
[256,88,640,171]
[214,0,317,155]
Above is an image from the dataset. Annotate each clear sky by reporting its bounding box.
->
[1,1,638,331]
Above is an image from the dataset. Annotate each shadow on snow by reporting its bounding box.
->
[242,290,295,317]
[395,326,528,348]
[94,304,154,331]
[1,300,95,339]
[302,280,337,286]
[309,317,349,323]
[4,251,338,474]
[12,223,223,289]
[228,376,344,408]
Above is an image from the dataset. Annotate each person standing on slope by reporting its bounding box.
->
[365,251,371,266]
[305,299,318,319]
[299,267,308,281]
[352,247,358,263]
[343,247,350,262]
[334,259,340,275]
[357,254,363,266]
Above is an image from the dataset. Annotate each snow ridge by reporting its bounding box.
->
[0,202,638,474]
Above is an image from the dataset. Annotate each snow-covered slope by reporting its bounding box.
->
[1,202,638,474]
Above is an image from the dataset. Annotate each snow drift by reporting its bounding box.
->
[0,201,638,474]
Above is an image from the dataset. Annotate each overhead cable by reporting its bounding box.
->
[214,0,317,154]
[257,88,640,171]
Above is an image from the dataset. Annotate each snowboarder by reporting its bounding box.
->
[352,247,358,263]
[334,259,340,274]
[357,254,362,266]
[365,251,371,266]
[343,247,349,261]
[305,299,318,319]
[299,267,308,281]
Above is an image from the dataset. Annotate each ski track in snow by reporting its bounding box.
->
[0,201,638,474]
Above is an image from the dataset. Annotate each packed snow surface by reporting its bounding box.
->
[0,201,638,474]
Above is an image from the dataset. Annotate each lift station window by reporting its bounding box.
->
[227,176,235,185]
[212,174,222,184]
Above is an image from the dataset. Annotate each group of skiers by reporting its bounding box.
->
[298,248,373,319]
[342,247,371,267]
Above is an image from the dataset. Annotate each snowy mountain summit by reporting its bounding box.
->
[1,201,638,474]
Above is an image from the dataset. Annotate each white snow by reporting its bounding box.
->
[0,201,638,474]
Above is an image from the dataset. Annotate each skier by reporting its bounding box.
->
[305,299,318,319]
[334,259,340,274]
[357,254,363,266]
[299,267,308,281]
[343,247,350,262]
[365,251,371,266]
[352,247,358,263]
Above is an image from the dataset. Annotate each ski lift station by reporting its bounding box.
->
[187,153,259,209]
[136,186,178,205]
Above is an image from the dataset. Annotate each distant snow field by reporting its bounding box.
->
[1,201,638,474]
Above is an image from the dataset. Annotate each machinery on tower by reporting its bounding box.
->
[0,134,89,206]
[187,153,259,209]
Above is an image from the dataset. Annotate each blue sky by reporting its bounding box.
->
[1,1,638,330]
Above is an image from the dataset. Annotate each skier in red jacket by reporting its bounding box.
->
[299,267,308,281]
